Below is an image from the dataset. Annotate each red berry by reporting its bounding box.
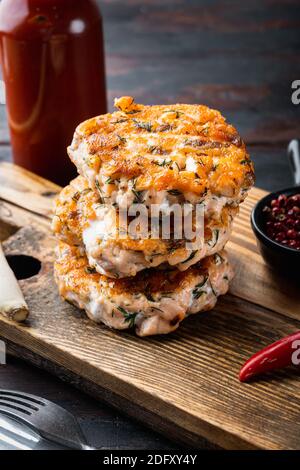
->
[287,229,297,239]
[286,218,295,228]
[278,194,287,206]
[289,194,300,206]
[263,193,300,246]
[273,222,283,231]
[275,232,286,242]
[271,199,279,208]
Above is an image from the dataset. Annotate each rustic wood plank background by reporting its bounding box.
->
[0,0,299,449]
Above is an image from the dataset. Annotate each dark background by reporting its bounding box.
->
[0,0,299,449]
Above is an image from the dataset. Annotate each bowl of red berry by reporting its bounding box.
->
[251,187,300,275]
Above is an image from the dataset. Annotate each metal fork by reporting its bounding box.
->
[287,139,300,185]
[0,389,92,450]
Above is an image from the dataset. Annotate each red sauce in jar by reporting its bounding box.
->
[0,0,107,185]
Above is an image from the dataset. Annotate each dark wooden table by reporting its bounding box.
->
[0,0,299,450]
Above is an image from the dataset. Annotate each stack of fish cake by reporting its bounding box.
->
[52,96,254,336]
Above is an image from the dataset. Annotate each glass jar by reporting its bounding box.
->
[0,0,107,185]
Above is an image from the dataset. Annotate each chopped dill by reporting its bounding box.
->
[117,306,139,328]
[113,118,128,124]
[167,189,182,196]
[164,109,184,119]
[160,292,173,299]
[214,253,224,265]
[117,134,127,144]
[208,229,219,248]
[95,180,107,204]
[192,275,209,299]
[133,119,152,132]
[183,250,198,264]
[106,176,119,185]
[72,188,91,201]
[152,159,172,167]
[85,266,97,274]
[210,282,217,297]
[72,191,80,202]
[132,188,144,203]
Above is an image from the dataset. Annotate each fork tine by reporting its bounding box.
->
[0,391,90,449]
[0,390,45,406]
[0,396,39,412]
[0,405,38,437]
[0,400,33,416]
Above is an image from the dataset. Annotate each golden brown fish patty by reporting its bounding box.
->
[54,242,233,336]
[52,176,238,278]
[68,96,254,209]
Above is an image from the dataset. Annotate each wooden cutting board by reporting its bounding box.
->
[0,161,299,450]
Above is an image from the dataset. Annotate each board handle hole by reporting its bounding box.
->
[6,255,41,280]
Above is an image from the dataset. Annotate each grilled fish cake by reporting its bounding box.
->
[68,96,254,214]
[54,242,233,336]
[52,176,238,278]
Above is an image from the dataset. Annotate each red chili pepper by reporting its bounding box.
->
[239,331,300,382]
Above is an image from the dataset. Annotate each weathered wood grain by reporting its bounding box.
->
[0,162,60,218]
[101,0,300,144]
[0,163,299,449]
